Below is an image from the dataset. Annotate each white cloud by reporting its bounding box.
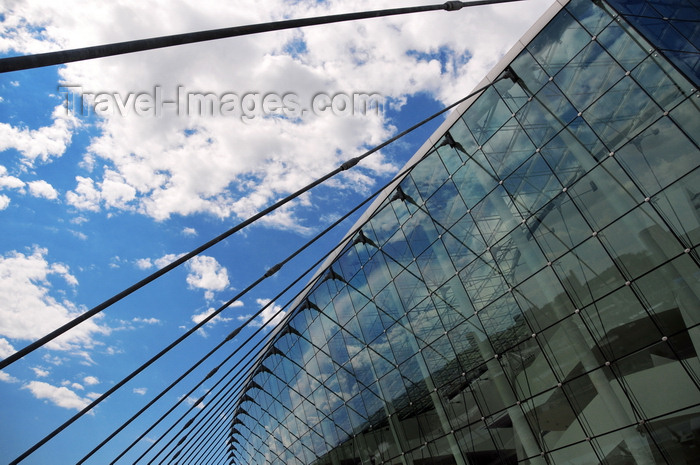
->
[83,375,99,385]
[134,258,153,270]
[71,382,84,390]
[182,227,197,236]
[251,298,286,329]
[0,194,10,210]
[32,367,50,378]
[133,387,148,395]
[69,230,88,240]
[191,307,232,326]
[0,0,552,229]
[28,180,59,200]
[179,395,205,410]
[185,255,229,297]
[0,165,25,190]
[0,105,78,166]
[24,380,91,411]
[154,253,184,269]
[0,246,109,351]
[0,371,19,383]
[65,176,101,212]
[132,317,160,325]
[0,337,15,358]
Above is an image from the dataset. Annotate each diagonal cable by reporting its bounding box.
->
[0,0,523,73]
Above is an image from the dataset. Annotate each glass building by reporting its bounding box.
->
[230,0,700,463]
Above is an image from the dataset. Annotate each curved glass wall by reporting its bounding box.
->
[230,0,700,463]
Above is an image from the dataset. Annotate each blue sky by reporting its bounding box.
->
[0,0,553,463]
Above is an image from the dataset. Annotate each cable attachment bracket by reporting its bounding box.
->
[264,263,282,278]
[340,157,361,171]
[444,1,465,11]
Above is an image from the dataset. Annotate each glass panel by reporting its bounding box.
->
[597,16,651,70]
[528,8,592,76]
[643,406,700,465]
[450,154,496,209]
[598,203,682,279]
[505,152,563,218]
[555,236,626,310]
[584,75,662,151]
[633,51,694,110]
[424,178,468,230]
[527,191,591,261]
[481,118,536,179]
[670,94,700,148]
[410,154,450,201]
[580,286,662,361]
[567,0,615,35]
[556,40,625,111]
[632,254,700,331]
[651,167,700,247]
[471,185,522,246]
[568,157,642,232]
[514,267,574,333]
[539,313,604,381]
[616,115,700,196]
[462,86,513,145]
[510,49,549,96]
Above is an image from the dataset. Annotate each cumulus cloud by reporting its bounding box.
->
[133,387,148,395]
[0,194,10,210]
[0,105,78,166]
[0,246,109,352]
[23,380,91,411]
[185,255,229,300]
[0,165,25,191]
[179,395,205,410]
[1,0,552,229]
[0,371,19,383]
[32,367,50,378]
[132,317,160,325]
[28,180,59,200]
[0,337,15,358]
[191,307,232,326]
[83,375,99,385]
[248,298,286,329]
[182,227,197,236]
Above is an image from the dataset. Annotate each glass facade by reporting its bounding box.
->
[230,0,700,463]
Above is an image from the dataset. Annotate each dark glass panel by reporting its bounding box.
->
[514,267,573,333]
[580,286,662,361]
[616,116,700,197]
[601,202,682,277]
[643,407,700,465]
[539,313,604,381]
[651,167,700,248]
[632,254,700,331]
[569,157,642,232]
